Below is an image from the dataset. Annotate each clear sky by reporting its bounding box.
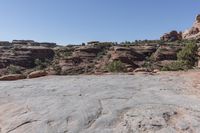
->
[0,0,199,44]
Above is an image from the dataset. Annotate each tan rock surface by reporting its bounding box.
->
[28,71,48,78]
[0,74,26,81]
[1,72,200,132]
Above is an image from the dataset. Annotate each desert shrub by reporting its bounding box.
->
[142,55,156,69]
[54,49,73,59]
[177,42,198,66]
[107,53,111,59]
[34,59,50,70]
[161,61,189,71]
[106,60,125,72]
[161,42,198,71]
[7,65,22,74]
[63,51,72,58]
[96,50,106,60]
[52,65,62,75]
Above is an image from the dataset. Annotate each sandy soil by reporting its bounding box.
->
[1,71,200,133]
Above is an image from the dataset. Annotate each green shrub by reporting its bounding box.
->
[54,49,73,59]
[106,60,125,72]
[161,42,198,71]
[142,61,153,70]
[7,65,22,74]
[34,59,50,70]
[96,50,106,60]
[161,61,190,71]
[52,65,62,75]
[177,42,198,66]
[142,56,156,70]
[63,51,72,58]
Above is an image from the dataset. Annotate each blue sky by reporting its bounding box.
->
[0,0,199,44]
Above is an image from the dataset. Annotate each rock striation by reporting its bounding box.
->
[1,73,200,132]
[183,14,200,40]
[0,46,55,69]
[0,41,187,76]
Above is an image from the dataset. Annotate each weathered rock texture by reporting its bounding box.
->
[183,14,200,40]
[0,46,55,69]
[0,74,26,81]
[161,31,182,41]
[1,72,200,132]
[28,70,48,79]
[0,41,186,76]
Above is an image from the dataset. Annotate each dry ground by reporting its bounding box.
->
[1,71,200,133]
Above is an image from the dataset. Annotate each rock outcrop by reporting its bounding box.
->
[0,36,198,77]
[153,45,182,61]
[54,45,109,75]
[28,70,48,78]
[0,46,55,69]
[12,40,57,47]
[109,46,145,69]
[161,30,182,41]
[183,14,200,40]
[0,74,26,81]
[0,40,187,77]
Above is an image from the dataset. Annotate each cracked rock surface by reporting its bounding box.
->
[1,73,200,133]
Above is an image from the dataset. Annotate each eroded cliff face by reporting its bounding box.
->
[0,46,55,69]
[160,15,200,41]
[0,41,185,77]
[183,14,200,40]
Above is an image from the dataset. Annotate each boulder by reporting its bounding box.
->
[28,70,48,78]
[153,69,160,73]
[0,74,26,81]
[134,68,150,72]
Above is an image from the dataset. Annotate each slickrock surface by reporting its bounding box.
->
[1,72,200,133]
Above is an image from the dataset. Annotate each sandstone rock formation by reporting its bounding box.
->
[0,46,55,69]
[0,40,186,77]
[0,38,198,78]
[153,45,182,61]
[53,44,111,75]
[109,46,145,69]
[28,70,48,78]
[160,30,182,41]
[12,40,57,47]
[134,67,150,72]
[0,74,26,81]
[183,14,200,40]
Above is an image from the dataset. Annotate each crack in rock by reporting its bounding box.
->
[86,99,103,129]
[6,120,38,133]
